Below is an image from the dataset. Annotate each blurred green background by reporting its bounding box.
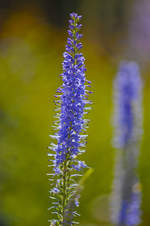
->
[0,0,150,225]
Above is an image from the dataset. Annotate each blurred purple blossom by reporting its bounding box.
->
[111,61,143,226]
[113,61,142,148]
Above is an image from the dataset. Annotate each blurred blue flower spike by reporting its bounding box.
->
[48,13,91,225]
[114,61,142,149]
[111,61,143,226]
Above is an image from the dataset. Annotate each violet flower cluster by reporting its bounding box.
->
[111,61,142,226]
[49,13,91,225]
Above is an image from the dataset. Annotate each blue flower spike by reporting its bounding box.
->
[49,13,91,225]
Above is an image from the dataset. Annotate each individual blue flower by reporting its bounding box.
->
[49,12,91,225]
